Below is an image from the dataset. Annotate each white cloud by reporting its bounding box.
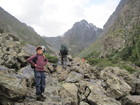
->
[0,0,120,37]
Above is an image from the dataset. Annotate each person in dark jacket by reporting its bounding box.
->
[27,46,48,101]
[60,44,68,69]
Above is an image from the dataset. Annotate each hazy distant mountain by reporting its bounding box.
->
[44,19,102,55]
[43,36,63,52]
[0,7,51,51]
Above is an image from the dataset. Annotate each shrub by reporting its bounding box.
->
[45,54,58,63]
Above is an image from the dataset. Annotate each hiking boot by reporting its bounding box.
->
[36,95,45,101]
[41,94,46,99]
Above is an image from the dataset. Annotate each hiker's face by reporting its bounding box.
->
[37,49,43,54]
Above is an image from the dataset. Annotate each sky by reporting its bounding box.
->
[0,0,121,37]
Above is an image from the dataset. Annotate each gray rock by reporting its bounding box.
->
[66,71,84,83]
[121,95,140,105]
[23,44,36,55]
[131,71,140,95]
[68,55,73,61]
[44,76,77,104]
[0,70,27,100]
[100,67,132,99]
[0,65,9,71]
[0,33,29,70]
[79,80,121,105]
[18,65,34,87]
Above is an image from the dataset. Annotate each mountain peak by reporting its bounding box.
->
[73,19,98,30]
[73,19,89,27]
[80,19,88,24]
[0,7,3,10]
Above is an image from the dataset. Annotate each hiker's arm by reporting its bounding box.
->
[27,55,36,66]
[44,57,48,66]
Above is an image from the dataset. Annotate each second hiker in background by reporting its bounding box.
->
[60,44,69,69]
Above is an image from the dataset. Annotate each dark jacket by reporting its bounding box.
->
[27,54,48,71]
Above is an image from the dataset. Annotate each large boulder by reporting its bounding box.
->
[70,57,93,79]
[62,83,78,100]
[99,67,140,95]
[73,57,88,69]
[0,33,29,70]
[67,55,73,61]
[0,70,27,100]
[18,65,34,87]
[132,71,140,95]
[78,80,121,105]
[100,67,132,99]
[66,71,84,83]
[69,65,92,79]
[62,80,121,105]
[57,70,69,82]
[121,95,140,105]
[56,65,65,73]
[44,76,76,104]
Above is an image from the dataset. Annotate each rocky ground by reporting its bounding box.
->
[1,33,140,105]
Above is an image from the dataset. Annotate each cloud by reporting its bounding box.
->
[0,0,120,37]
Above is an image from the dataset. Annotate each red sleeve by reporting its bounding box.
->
[27,55,37,66]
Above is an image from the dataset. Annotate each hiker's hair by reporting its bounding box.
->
[36,46,42,51]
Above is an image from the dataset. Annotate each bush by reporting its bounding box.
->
[45,54,58,63]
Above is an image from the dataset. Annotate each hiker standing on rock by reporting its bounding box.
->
[27,46,48,101]
[60,44,69,69]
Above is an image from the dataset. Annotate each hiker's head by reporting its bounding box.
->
[36,46,43,54]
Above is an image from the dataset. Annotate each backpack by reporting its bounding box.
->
[31,55,38,69]
[60,45,68,55]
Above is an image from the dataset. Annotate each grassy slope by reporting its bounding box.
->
[0,7,51,52]
[76,0,140,73]
[75,37,102,57]
[77,0,140,58]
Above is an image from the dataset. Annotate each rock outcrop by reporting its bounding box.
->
[0,70,27,100]
[0,33,29,70]
[121,95,140,105]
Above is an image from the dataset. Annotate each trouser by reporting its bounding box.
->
[34,70,46,95]
[61,55,67,66]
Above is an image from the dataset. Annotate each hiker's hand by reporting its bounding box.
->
[34,64,37,67]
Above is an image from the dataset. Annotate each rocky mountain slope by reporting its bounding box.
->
[1,33,140,105]
[77,0,140,61]
[44,20,102,55]
[0,7,51,51]
[1,0,140,105]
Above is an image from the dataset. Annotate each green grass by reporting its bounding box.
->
[121,65,137,74]
[76,37,102,57]
[86,57,137,73]
[45,53,58,64]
